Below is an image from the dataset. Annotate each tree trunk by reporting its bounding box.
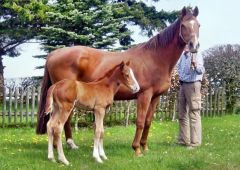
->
[0,55,5,102]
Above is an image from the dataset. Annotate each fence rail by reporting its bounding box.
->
[0,85,227,127]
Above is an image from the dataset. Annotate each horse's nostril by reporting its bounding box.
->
[189,42,193,48]
[197,43,200,49]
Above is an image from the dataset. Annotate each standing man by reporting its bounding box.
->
[177,45,205,147]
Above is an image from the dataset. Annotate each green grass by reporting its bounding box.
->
[0,115,240,170]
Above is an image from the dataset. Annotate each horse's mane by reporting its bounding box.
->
[94,62,123,82]
[136,18,181,49]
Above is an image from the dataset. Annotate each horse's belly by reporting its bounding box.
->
[75,102,94,112]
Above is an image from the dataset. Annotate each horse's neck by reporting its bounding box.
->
[164,36,185,73]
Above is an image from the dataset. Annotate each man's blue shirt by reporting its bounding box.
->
[177,52,205,82]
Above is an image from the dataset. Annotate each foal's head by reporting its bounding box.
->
[118,61,140,93]
[179,6,200,53]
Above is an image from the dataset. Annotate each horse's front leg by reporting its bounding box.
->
[140,96,160,151]
[64,111,78,149]
[93,108,105,163]
[132,90,152,156]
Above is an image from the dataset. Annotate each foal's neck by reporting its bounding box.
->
[101,68,121,94]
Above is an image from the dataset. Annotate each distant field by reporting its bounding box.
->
[0,115,240,170]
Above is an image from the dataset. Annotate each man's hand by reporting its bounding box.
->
[191,54,197,68]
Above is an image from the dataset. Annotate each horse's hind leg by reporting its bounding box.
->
[47,120,55,162]
[65,111,79,149]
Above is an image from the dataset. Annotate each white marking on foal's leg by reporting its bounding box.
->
[56,125,69,166]
[47,123,55,162]
[93,136,103,163]
[99,138,107,160]
[67,138,79,149]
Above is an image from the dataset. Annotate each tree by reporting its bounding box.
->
[35,0,179,62]
[0,0,49,98]
[203,44,240,113]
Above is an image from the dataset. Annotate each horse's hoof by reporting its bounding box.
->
[135,148,143,157]
[143,145,149,152]
[67,139,79,149]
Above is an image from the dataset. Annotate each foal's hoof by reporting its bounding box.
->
[100,154,108,160]
[94,156,103,163]
[48,157,56,163]
[135,148,143,157]
[59,159,70,166]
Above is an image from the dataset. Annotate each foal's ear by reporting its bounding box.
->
[193,6,199,17]
[120,61,125,70]
[126,61,130,66]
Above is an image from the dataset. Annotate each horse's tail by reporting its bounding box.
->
[45,85,56,115]
[36,64,52,134]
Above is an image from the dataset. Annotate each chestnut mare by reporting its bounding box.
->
[46,61,140,165]
[37,7,200,156]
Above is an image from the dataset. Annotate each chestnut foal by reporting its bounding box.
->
[45,61,140,165]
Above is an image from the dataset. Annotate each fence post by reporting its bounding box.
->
[31,87,35,123]
[209,86,212,117]
[26,87,29,124]
[2,87,6,126]
[216,88,220,116]
[14,87,19,124]
[221,83,226,115]
[20,87,24,123]
[205,92,209,117]
[213,88,218,117]
[125,100,132,127]
[8,87,12,124]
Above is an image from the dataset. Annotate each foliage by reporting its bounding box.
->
[0,116,240,169]
[0,0,49,99]
[203,44,240,112]
[35,0,179,58]
[0,0,49,57]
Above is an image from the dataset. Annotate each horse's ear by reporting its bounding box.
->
[120,61,125,70]
[193,6,199,17]
[126,61,130,66]
[181,6,187,19]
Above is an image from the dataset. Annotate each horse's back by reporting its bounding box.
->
[46,46,105,83]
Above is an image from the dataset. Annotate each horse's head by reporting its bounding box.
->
[119,61,140,93]
[180,6,200,53]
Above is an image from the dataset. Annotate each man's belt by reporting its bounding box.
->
[179,80,201,85]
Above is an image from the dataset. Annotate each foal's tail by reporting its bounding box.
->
[45,85,56,115]
[36,64,52,134]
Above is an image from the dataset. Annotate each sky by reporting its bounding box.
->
[3,0,240,79]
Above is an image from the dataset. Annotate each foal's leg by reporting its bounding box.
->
[65,111,79,149]
[132,90,152,156]
[56,104,74,165]
[47,120,55,162]
[55,122,69,165]
[93,108,105,163]
[99,116,107,160]
[140,96,160,151]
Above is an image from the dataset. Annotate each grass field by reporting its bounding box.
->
[0,115,240,170]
